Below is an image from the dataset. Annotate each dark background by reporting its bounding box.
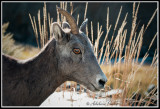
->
[2,2,157,61]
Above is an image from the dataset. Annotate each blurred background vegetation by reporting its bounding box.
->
[2,2,157,60]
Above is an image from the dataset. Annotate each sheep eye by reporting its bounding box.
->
[73,48,81,54]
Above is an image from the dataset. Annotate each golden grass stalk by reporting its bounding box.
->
[33,16,39,49]
[106,7,109,30]
[130,2,140,38]
[150,49,157,67]
[43,2,48,44]
[77,14,79,25]
[38,10,42,48]
[60,2,64,22]
[98,7,112,64]
[133,53,149,82]
[108,12,128,63]
[63,2,67,22]
[118,29,127,64]
[65,2,67,11]
[98,28,111,64]
[94,22,104,59]
[136,32,157,64]
[110,6,122,48]
[2,22,9,34]
[83,2,89,36]
[144,9,157,34]
[91,21,94,44]
[132,2,135,18]
[108,7,123,59]
[102,41,110,63]
[84,2,88,21]
[135,34,143,63]
[62,2,65,10]
[98,25,111,64]
[29,14,39,49]
[148,32,157,51]
[41,25,44,47]
[130,25,144,62]
[70,2,73,15]
[48,13,51,36]
[56,5,60,25]
[126,3,140,62]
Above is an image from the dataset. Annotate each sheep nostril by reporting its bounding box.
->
[99,79,106,87]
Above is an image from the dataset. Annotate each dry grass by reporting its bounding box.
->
[101,64,157,96]
[2,22,24,58]
[2,22,40,60]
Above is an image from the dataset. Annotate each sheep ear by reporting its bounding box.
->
[50,22,70,42]
[62,22,71,29]
[80,18,88,34]
[50,23,65,42]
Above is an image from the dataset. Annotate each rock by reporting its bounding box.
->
[144,84,157,106]
[145,84,157,96]
[66,82,71,89]
[132,92,142,100]
[130,92,143,106]
[129,84,157,106]
[76,84,80,91]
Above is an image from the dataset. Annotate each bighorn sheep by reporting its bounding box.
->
[2,7,107,106]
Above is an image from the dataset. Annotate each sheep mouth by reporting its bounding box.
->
[75,80,100,92]
[67,76,100,92]
[88,82,100,92]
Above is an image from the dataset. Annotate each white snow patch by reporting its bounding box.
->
[40,90,122,107]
